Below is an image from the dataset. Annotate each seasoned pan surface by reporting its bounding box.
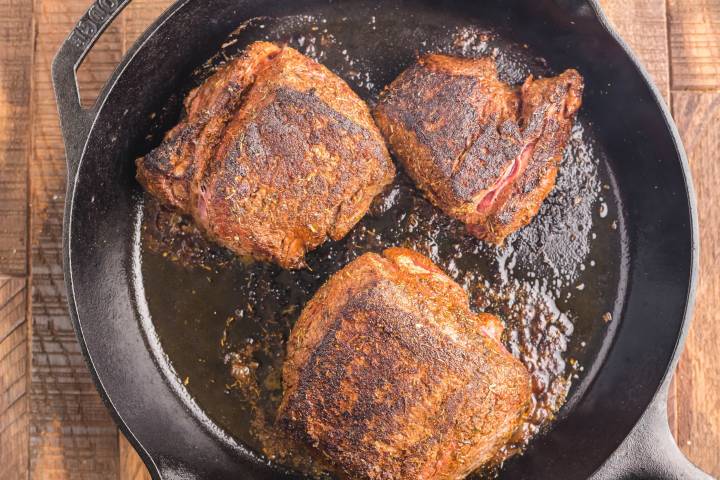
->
[133,10,626,477]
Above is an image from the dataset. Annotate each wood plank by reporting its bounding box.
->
[119,433,151,480]
[598,0,671,102]
[30,1,120,478]
[669,0,720,90]
[0,0,32,276]
[0,277,29,480]
[0,0,33,477]
[671,91,720,477]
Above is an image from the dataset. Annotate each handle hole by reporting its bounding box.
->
[76,0,174,108]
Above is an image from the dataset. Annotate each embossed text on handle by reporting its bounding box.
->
[69,0,123,49]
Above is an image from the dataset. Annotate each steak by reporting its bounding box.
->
[278,247,531,480]
[374,54,583,244]
[136,42,395,268]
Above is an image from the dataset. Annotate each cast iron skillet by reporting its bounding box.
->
[52,0,710,478]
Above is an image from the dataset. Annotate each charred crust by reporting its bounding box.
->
[375,55,584,245]
[226,87,388,183]
[377,64,485,181]
[278,249,531,479]
[136,42,394,268]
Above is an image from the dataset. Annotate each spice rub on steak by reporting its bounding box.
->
[278,247,531,480]
[136,41,395,268]
[374,54,583,244]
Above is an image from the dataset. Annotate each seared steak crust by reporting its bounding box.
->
[137,42,395,268]
[374,54,583,244]
[278,248,531,480]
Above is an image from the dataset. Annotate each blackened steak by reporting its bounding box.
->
[374,54,583,244]
[278,247,531,480]
[136,41,395,268]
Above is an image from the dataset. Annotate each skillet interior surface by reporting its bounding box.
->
[66,1,694,478]
[136,9,625,478]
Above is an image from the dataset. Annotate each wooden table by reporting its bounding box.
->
[1,1,718,478]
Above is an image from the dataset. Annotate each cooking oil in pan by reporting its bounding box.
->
[136,13,627,479]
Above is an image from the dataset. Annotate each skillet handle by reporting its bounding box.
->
[592,384,713,480]
[51,0,132,177]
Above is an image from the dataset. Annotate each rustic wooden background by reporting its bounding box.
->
[0,0,718,478]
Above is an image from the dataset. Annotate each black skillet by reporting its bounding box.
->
[52,0,711,478]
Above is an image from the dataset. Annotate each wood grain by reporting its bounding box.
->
[0,0,32,276]
[0,0,32,478]
[670,91,720,477]
[669,0,720,90]
[598,0,671,101]
[0,277,29,480]
[30,1,119,478]
[119,433,151,480]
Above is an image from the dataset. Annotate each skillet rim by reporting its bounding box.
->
[581,0,700,474]
[589,0,700,394]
